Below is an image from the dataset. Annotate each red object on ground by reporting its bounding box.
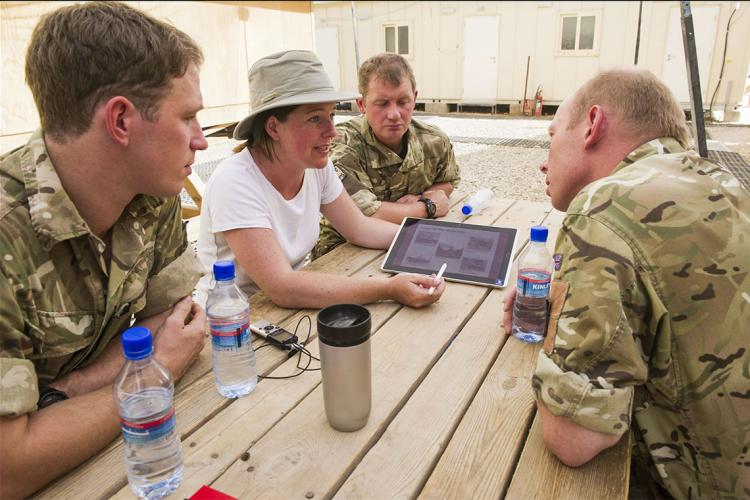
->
[190,485,238,500]
[534,86,543,117]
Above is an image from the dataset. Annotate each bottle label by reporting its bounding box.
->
[120,407,176,444]
[210,321,250,351]
[517,270,551,298]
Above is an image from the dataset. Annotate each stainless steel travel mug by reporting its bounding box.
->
[317,304,372,432]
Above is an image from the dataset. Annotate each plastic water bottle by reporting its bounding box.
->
[461,188,493,215]
[207,260,258,398]
[512,226,553,343]
[114,326,183,499]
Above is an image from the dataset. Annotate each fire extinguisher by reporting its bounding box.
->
[534,85,543,117]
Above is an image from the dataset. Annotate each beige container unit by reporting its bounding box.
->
[313,1,750,118]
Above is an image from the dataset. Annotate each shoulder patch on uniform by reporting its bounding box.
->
[334,165,346,180]
[554,253,563,271]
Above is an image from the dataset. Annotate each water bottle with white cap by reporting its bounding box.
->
[461,188,494,216]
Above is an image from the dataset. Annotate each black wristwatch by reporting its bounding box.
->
[38,385,69,410]
[419,195,437,219]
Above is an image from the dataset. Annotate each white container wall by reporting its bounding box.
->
[1,1,316,152]
[314,1,750,114]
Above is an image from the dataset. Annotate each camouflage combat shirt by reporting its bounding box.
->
[311,115,460,259]
[533,137,750,499]
[0,130,202,417]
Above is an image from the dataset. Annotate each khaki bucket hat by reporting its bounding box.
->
[233,50,359,140]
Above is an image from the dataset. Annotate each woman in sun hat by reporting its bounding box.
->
[195,50,445,308]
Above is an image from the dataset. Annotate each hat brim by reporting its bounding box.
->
[233,89,360,140]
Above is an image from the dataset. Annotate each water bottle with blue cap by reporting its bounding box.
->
[114,326,183,499]
[207,260,258,398]
[461,188,493,216]
[512,226,553,343]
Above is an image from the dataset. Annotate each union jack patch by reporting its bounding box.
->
[553,253,563,271]
[334,165,346,180]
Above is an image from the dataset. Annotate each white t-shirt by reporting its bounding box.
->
[195,148,343,306]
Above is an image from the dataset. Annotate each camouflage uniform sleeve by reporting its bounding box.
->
[0,266,39,417]
[532,214,650,436]
[136,197,202,319]
[329,139,381,216]
[432,136,461,189]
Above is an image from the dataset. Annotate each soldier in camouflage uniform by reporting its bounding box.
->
[312,53,460,259]
[504,69,749,499]
[0,3,208,496]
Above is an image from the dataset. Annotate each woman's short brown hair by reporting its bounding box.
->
[25,1,203,140]
[567,69,689,148]
[233,105,297,160]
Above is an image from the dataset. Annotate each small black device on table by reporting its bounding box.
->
[249,320,304,351]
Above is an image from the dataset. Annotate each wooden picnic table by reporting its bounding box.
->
[38,192,630,499]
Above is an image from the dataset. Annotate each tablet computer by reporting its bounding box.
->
[381,218,518,288]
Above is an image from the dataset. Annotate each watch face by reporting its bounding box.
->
[38,387,69,409]
[426,199,436,218]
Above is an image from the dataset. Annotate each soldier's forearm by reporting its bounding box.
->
[51,333,124,397]
[426,182,454,196]
[0,385,119,498]
[371,200,427,223]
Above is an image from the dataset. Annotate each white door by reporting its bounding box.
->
[315,26,341,90]
[662,5,719,103]
[462,16,499,102]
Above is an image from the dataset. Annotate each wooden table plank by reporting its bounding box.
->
[39,188,461,498]
[111,193,477,498]
[420,208,629,499]
[176,243,385,390]
[113,260,404,498]
[505,416,632,500]
[38,270,388,498]
[334,200,552,499]
[205,200,516,498]
[418,208,571,499]
[43,194,628,500]
[418,334,540,500]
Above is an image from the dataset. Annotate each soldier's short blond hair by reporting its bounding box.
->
[26,1,203,140]
[358,53,417,98]
[568,69,689,148]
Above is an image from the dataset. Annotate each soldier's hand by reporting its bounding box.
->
[388,273,445,308]
[502,285,517,335]
[153,296,207,380]
[423,189,450,217]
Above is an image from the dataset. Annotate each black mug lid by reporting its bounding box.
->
[317,304,371,347]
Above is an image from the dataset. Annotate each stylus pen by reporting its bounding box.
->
[428,262,447,296]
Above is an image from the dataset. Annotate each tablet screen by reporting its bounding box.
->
[381,218,518,287]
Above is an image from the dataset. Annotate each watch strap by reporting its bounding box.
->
[418,195,437,219]
[37,385,69,409]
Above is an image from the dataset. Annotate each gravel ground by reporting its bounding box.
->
[191,114,748,208]
[417,114,551,202]
[335,113,552,203]
[185,115,748,245]
[452,143,549,202]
